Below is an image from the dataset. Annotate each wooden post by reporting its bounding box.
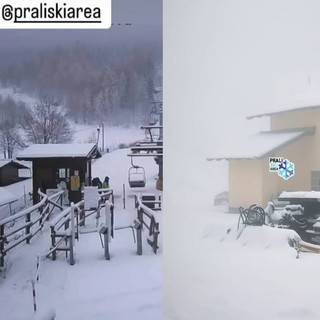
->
[137,208,143,255]
[0,224,4,267]
[110,204,114,238]
[69,234,74,265]
[105,201,112,243]
[39,203,44,226]
[80,207,85,227]
[26,213,31,244]
[50,226,56,261]
[104,201,111,260]
[75,207,79,240]
[153,222,160,254]
[70,203,75,248]
[104,228,110,260]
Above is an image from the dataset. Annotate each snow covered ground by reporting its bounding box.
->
[164,157,320,320]
[0,147,162,320]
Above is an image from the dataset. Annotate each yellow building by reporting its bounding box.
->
[208,105,320,212]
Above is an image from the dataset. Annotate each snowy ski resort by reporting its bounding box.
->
[0,130,162,320]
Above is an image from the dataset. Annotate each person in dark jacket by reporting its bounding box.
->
[92,177,102,188]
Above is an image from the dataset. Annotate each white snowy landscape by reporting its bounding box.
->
[164,156,320,320]
[0,142,162,320]
[164,1,320,319]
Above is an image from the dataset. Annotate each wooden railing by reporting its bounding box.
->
[49,201,84,265]
[135,194,161,254]
[0,189,64,268]
[48,193,114,265]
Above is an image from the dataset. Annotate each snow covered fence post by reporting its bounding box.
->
[70,202,75,247]
[103,200,111,260]
[137,207,143,255]
[105,200,112,243]
[26,211,31,244]
[69,202,75,266]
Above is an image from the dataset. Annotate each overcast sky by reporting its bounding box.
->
[0,0,162,50]
[165,0,320,206]
[166,0,320,154]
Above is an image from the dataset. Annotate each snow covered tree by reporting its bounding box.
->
[0,116,22,158]
[22,96,73,144]
[0,96,25,158]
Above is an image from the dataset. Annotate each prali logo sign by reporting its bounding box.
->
[269,157,295,180]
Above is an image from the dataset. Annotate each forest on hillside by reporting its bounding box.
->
[0,41,162,126]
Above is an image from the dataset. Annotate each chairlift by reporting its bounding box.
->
[145,128,160,141]
[128,157,146,188]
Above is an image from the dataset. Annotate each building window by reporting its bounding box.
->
[58,168,70,179]
[311,171,320,191]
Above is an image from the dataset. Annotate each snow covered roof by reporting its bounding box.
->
[247,104,320,120]
[207,127,315,161]
[0,188,18,206]
[279,191,320,200]
[16,143,101,160]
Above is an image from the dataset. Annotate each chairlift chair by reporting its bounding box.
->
[128,166,146,188]
[128,157,146,188]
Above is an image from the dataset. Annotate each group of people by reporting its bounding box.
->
[92,176,110,189]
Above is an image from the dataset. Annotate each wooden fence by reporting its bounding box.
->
[0,189,64,268]
[49,190,114,265]
[135,194,161,255]
[49,201,84,265]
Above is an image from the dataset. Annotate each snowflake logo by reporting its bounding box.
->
[278,159,295,180]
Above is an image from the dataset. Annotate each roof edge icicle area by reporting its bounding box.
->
[247,105,320,120]
[207,126,315,161]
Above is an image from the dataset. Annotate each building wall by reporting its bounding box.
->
[228,136,314,210]
[261,158,278,207]
[270,109,320,131]
[274,135,312,194]
[32,158,89,204]
[0,164,19,186]
[270,109,320,168]
[228,109,320,211]
[271,109,320,188]
[229,160,263,210]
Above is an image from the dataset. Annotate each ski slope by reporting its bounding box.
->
[0,148,162,320]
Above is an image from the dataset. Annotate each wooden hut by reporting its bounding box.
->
[16,143,101,204]
[0,160,30,186]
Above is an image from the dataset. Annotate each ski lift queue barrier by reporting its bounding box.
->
[83,189,114,230]
[135,194,160,254]
[49,190,115,264]
[0,189,64,268]
[49,200,84,264]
